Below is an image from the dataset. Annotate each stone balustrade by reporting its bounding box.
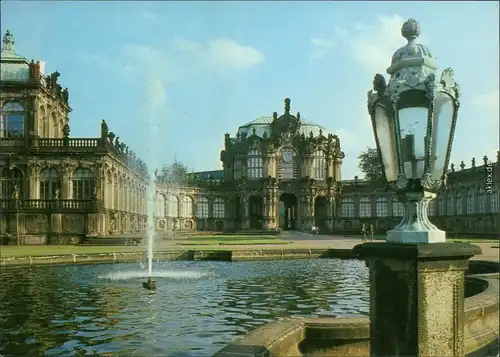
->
[0,199,102,212]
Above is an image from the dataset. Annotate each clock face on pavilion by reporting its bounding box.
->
[283,150,293,163]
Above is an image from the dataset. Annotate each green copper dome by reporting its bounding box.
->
[236,116,330,138]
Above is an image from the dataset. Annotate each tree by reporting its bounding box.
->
[157,160,191,185]
[357,148,384,182]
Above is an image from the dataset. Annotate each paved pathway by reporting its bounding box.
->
[155,231,499,262]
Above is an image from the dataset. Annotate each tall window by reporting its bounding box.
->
[213,198,225,218]
[447,196,454,216]
[40,168,61,199]
[477,188,486,213]
[0,102,25,138]
[340,198,355,217]
[392,198,404,217]
[359,197,371,218]
[0,168,23,199]
[428,199,437,216]
[233,159,242,180]
[247,149,263,179]
[166,194,179,218]
[313,150,326,180]
[466,191,474,214]
[196,197,209,218]
[113,173,119,209]
[279,148,297,180]
[490,191,498,213]
[72,168,95,199]
[455,193,463,215]
[438,195,445,216]
[156,194,166,218]
[375,197,388,217]
[182,196,193,217]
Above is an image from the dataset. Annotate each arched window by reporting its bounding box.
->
[156,194,166,218]
[72,168,95,199]
[359,197,371,218]
[340,198,355,217]
[213,197,225,218]
[455,193,463,215]
[392,198,404,217]
[477,187,486,214]
[182,196,193,217]
[375,197,388,217]
[490,190,498,213]
[0,168,23,199]
[113,173,119,209]
[313,150,326,180]
[466,190,474,214]
[447,195,454,216]
[0,102,25,138]
[196,197,209,218]
[40,168,61,200]
[428,199,436,216]
[106,170,113,209]
[247,149,263,180]
[233,159,242,180]
[166,194,179,218]
[279,148,297,180]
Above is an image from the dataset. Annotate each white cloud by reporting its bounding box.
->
[173,37,265,70]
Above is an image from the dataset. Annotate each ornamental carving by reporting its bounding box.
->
[62,214,85,233]
[25,214,48,233]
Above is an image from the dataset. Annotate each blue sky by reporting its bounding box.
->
[1,1,498,179]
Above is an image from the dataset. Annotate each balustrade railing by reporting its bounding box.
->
[0,199,102,211]
[0,138,24,148]
[37,138,101,148]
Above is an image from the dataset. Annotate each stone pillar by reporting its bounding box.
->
[354,242,481,357]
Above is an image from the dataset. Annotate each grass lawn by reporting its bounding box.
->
[186,235,277,240]
[0,245,145,258]
[178,239,291,246]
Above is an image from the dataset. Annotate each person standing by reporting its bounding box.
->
[361,224,367,242]
[369,224,375,242]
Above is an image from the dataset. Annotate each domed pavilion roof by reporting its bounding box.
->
[1,30,30,81]
[236,98,331,138]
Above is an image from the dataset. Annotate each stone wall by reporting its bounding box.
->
[213,261,499,357]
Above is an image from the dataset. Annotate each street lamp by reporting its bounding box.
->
[367,18,460,244]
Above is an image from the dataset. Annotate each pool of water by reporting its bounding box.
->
[0,259,369,357]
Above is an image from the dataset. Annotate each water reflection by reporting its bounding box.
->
[0,259,368,356]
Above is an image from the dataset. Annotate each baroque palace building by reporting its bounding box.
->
[1,31,498,244]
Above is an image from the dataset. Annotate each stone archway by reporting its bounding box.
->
[249,195,264,229]
[314,196,329,232]
[279,193,298,230]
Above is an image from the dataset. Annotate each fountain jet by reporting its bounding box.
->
[142,277,157,291]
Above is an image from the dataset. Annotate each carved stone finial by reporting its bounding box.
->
[354,175,359,183]
[297,112,300,120]
[373,73,387,95]
[284,98,291,115]
[451,163,455,172]
[460,161,465,170]
[252,127,256,136]
[471,157,476,167]
[2,30,14,51]
[483,155,488,165]
[401,19,420,42]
